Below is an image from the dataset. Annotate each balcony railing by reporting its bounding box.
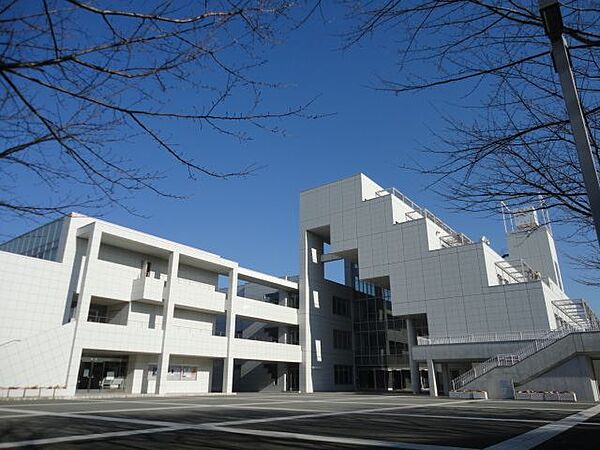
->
[86,316,162,331]
[173,278,226,312]
[171,324,226,337]
[131,276,166,303]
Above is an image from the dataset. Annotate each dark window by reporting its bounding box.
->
[332,296,350,316]
[333,329,352,350]
[288,292,299,309]
[334,365,353,385]
[264,292,280,304]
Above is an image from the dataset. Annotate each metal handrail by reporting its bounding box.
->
[376,188,472,245]
[417,329,553,346]
[451,323,600,391]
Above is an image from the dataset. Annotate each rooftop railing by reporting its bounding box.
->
[376,188,472,246]
[495,258,539,284]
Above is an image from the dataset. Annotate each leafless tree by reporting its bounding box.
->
[342,0,600,282]
[0,0,314,220]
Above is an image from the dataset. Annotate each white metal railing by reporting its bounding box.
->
[451,323,600,391]
[553,298,600,329]
[417,329,553,346]
[376,188,472,245]
[495,258,539,284]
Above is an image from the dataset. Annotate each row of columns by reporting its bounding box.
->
[67,225,444,397]
[156,259,240,395]
[408,318,454,397]
[63,222,243,395]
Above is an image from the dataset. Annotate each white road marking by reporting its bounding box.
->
[208,425,475,450]
[0,400,108,408]
[0,426,185,449]
[486,403,600,450]
[208,399,476,426]
[362,411,552,425]
[232,404,330,413]
[2,395,590,450]
[0,399,305,417]
[448,403,587,413]
[0,399,474,448]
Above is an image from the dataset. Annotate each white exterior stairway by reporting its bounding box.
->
[451,324,600,391]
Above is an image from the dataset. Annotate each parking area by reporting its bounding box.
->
[0,393,599,449]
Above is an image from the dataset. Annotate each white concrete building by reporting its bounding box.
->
[1,173,599,400]
[299,174,600,400]
[0,214,325,397]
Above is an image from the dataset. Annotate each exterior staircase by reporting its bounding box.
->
[451,325,599,391]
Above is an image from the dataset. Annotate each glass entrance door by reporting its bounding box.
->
[76,355,128,391]
[77,361,104,390]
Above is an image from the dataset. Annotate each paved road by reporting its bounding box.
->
[0,393,599,449]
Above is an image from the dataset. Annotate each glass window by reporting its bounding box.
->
[332,296,350,316]
[334,365,353,385]
[0,217,64,261]
[333,329,352,349]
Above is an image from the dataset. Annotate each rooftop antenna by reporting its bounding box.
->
[537,195,553,236]
[500,201,514,234]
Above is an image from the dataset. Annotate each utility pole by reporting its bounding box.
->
[539,0,600,245]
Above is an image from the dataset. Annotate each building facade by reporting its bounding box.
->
[0,214,352,396]
[1,173,599,399]
[299,174,600,400]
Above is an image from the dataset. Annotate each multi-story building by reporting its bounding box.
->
[0,214,350,397]
[1,173,599,400]
[299,174,600,400]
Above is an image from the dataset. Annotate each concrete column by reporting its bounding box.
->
[585,356,600,402]
[299,231,324,394]
[155,251,179,395]
[64,223,102,395]
[441,363,450,396]
[222,267,238,394]
[427,359,438,397]
[406,318,421,394]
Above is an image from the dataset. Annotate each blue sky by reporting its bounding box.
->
[3,4,598,308]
